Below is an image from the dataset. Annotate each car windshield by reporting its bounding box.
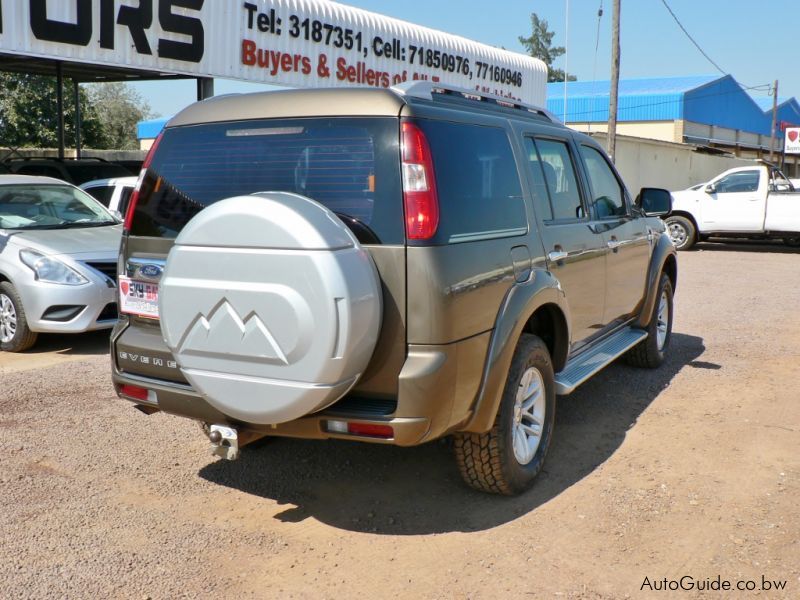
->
[0,184,119,230]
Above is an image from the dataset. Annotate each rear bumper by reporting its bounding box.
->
[111,322,490,446]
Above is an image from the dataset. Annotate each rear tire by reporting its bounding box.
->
[0,282,38,353]
[665,215,696,250]
[453,334,555,495]
[624,273,673,369]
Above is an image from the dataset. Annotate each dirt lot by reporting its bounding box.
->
[1,241,798,599]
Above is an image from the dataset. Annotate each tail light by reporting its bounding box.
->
[124,131,164,232]
[401,121,439,240]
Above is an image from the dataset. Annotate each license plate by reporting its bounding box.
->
[119,275,159,319]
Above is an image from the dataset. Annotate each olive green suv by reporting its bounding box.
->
[111,82,677,495]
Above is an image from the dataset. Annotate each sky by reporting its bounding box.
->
[131,0,798,119]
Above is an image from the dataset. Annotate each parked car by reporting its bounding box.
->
[4,157,132,186]
[0,175,122,352]
[81,176,138,219]
[666,164,800,249]
[112,83,677,495]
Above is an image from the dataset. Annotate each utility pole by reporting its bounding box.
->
[607,0,621,162]
[563,0,569,123]
[769,79,779,163]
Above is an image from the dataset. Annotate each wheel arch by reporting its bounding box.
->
[460,269,571,434]
[635,234,678,329]
[666,210,700,238]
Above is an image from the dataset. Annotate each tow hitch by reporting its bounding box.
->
[207,424,239,460]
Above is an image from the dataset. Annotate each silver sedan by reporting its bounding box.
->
[0,175,123,352]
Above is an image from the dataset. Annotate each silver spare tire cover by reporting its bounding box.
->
[158,192,382,425]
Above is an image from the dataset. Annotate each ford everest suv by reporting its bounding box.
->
[111,83,677,495]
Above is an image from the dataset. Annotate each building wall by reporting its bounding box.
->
[567,121,678,143]
[582,132,753,192]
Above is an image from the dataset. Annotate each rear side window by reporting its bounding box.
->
[84,185,114,207]
[417,120,526,244]
[130,118,403,244]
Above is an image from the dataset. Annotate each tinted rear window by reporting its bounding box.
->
[130,117,402,244]
[417,120,526,244]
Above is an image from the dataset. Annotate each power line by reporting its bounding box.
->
[659,0,726,75]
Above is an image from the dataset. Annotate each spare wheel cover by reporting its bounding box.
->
[158,192,382,424]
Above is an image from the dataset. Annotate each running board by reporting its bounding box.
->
[555,328,648,395]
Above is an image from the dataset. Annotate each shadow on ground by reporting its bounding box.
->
[200,333,709,535]
[695,239,800,254]
[28,329,111,356]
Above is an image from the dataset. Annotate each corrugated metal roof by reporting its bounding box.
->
[137,117,170,140]
[547,75,719,98]
[547,74,791,137]
[546,75,721,122]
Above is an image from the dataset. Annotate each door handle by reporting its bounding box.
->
[607,238,623,250]
[548,250,569,262]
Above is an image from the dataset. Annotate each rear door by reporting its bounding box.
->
[578,143,650,325]
[520,134,607,347]
[701,169,765,231]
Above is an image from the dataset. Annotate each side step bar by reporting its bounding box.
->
[554,327,648,395]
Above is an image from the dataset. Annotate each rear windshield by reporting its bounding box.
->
[129,117,403,244]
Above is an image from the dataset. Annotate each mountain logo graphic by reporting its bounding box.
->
[177,300,289,364]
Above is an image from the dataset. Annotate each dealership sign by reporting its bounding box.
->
[0,1,547,105]
[784,128,800,154]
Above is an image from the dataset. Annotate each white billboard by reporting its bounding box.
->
[784,128,800,154]
[0,1,547,106]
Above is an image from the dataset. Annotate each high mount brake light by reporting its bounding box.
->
[124,132,163,232]
[401,121,439,240]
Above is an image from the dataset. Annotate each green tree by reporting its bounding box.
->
[0,72,104,150]
[85,82,153,150]
[0,74,151,151]
[518,13,577,83]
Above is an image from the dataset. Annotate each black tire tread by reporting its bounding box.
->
[453,335,553,495]
[624,274,673,369]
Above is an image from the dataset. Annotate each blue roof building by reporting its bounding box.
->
[547,75,799,157]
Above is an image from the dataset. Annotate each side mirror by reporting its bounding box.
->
[705,183,716,194]
[636,187,672,217]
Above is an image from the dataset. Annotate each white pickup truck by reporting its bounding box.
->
[665,164,800,250]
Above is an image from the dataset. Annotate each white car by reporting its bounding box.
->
[80,176,138,220]
[0,175,123,351]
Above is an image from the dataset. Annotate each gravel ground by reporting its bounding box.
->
[1,240,798,599]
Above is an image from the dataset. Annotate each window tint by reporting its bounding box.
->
[522,138,553,221]
[533,139,584,221]
[418,120,526,243]
[130,118,403,243]
[117,186,133,216]
[715,170,760,193]
[85,185,115,207]
[580,145,626,218]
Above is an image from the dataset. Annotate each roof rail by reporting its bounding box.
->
[390,81,559,123]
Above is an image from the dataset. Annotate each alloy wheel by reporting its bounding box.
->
[512,367,546,465]
[0,293,17,343]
